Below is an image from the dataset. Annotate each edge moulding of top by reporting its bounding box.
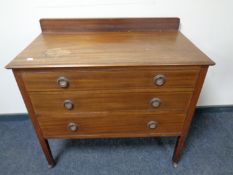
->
[40,18,180,33]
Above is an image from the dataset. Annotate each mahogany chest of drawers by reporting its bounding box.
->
[6,18,215,168]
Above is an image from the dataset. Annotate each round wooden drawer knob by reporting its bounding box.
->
[67,122,78,132]
[150,98,161,108]
[57,76,69,88]
[147,121,157,129]
[64,100,74,110]
[154,74,166,86]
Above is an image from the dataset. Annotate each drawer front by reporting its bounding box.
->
[37,112,185,138]
[30,91,192,114]
[22,67,200,92]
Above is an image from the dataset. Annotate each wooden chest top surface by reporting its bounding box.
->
[6,18,214,69]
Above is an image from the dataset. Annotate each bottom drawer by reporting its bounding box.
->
[38,112,185,138]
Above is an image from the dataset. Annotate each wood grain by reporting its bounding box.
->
[40,18,180,33]
[21,67,200,92]
[29,91,192,114]
[13,70,55,167]
[37,112,185,138]
[5,32,215,69]
[5,18,215,165]
[172,66,209,163]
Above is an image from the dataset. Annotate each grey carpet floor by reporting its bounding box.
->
[0,109,233,175]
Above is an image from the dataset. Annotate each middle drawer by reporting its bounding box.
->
[29,91,192,114]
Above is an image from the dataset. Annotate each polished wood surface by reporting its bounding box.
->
[13,70,55,167]
[21,67,199,92]
[30,91,192,114]
[6,18,215,166]
[38,112,185,138]
[5,32,215,69]
[40,18,180,33]
[172,66,208,163]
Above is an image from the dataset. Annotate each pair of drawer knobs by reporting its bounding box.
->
[67,121,158,132]
[63,98,161,110]
[57,74,166,88]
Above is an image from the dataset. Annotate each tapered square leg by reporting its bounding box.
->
[172,136,185,163]
[39,138,55,167]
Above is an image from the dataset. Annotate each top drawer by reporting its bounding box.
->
[21,67,200,92]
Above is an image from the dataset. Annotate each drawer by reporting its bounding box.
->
[22,67,200,92]
[30,91,192,114]
[37,112,185,138]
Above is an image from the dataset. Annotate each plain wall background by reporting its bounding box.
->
[0,0,233,114]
